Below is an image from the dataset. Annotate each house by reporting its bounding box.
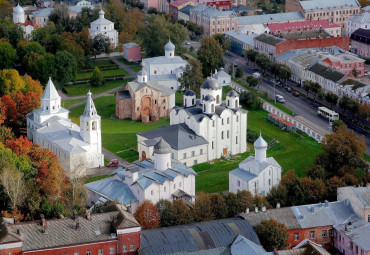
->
[115,64,175,122]
[338,186,370,223]
[189,4,237,37]
[285,0,361,33]
[138,78,247,166]
[229,134,282,196]
[214,67,231,86]
[169,0,197,21]
[225,29,258,55]
[339,78,370,103]
[89,9,118,48]
[32,7,53,27]
[86,139,197,213]
[237,12,305,30]
[26,78,104,177]
[346,12,370,36]
[350,28,370,58]
[178,5,194,21]
[0,205,141,255]
[122,43,141,62]
[141,40,187,90]
[13,4,38,37]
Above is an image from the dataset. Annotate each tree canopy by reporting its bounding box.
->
[198,37,224,77]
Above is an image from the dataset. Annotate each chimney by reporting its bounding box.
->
[261,206,266,212]
[73,210,77,220]
[255,207,258,213]
[13,216,17,224]
[276,202,280,209]
[75,218,80,231]
[16,229,21,236]
[246,208,249,214]
[324,200,329,207]
[86,209,91,221]
[40,214,48,235]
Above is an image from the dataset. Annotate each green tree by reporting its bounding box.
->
[173,200,193,225]
[237,190,254,211]
[0,41,16,70]
[255,54,271,74]
[255,219,289,251]
[331,119,346,132]
[210,193,227,219]
[339,95,351,114]
[193,192,214,222]
[92,34,112,58]
[90,67,104,87]
[310,82,322,102]
[245,49,258,67]
[139,15,189,57]
[270,63,280,79]
[0,20,24,47]
[0,0,12,20]
[178,58,204,96]
[156,199,176,227]
[235,67,243,78]
[48,3,71,33]
[325,176,345,201]
[348,98,359,117]
[245,75,258,88]
[301,177,326,204]
[198,37,224,77]
[303,80,312,97]
[277,64,291,85]
[325,91,339,109]
[280,170,305,206]
[239,91,262,110]
[224,193,241,217]
[213,34,230,51]
[266,184,288,208]
[54,50,77,87]
[306,165,325,180]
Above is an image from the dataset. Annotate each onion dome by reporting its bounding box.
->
[164,40,175,51]
[184,90,196,96]
[201,77,221,90]
[154,138,171,154]
[227,90,239,97]
[14,4,24,14]
[254,134,268,149]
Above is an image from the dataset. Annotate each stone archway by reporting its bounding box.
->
[141,97,151,116]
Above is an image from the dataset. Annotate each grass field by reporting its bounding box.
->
[131,66,142,72]
[117,57,139,66]
[62,98,84,107]
[64,79,133,97]
[92,60,116,68]
[69,96,170,162]
[76,68,129,81]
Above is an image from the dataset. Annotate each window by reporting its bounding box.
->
[99,249,103,255]
[86,251,91,255]
[368,215,370,222]
[212,120,215,127]
[310,231,315,239]
[269,179,271,185]
[212,141,214,149]
[183,152,187,159]
[227,117,230,124]
[329,229,334,236]
[75,253,79,255]
[130,244,135,251]
[200,149,203,154]
[236,136,238,144]
[174,183,176,189]
[236,115,239,122]
[222,119,224,125]
[151,190,153,195]
[237,180,240,186]
[194,160,198,165]
[221,131,224,139]
[192,151,195,157]
[322,230,327,237]
[294,233,299,241]
[227,130,229,138]
[123,245,127,252]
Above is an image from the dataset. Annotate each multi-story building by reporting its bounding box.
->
[346,12,370,36]
[0,206,141,255]
[89,9,118,48]
[169,0,197,20]
[285,0,361,33]
[225,29,258,55]
[338,186,370,223]
[190,4,237,37]
[350,28,370,58]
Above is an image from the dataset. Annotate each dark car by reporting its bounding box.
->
[292,91,299,97]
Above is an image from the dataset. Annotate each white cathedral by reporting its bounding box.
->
[27,78,104,177]
[89,9,118,48]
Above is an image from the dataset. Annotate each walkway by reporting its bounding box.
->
[110,56,139,77]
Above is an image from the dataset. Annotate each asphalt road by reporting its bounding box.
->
[224,54,370,155]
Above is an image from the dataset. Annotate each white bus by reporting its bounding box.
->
[317,106,339,121]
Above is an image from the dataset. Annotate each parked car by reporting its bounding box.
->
[185,41,191,45]
[275,95,285,103]
[285,87,291,92]
[107,159,119,167]
[233,62,238,67]
[292,91,299,97]
[276,82,284,87]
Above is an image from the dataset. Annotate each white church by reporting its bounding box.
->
[142,40,188,90]
[13,4,38,37]
[89,9,118,48]
[229,134,282,196]
[86,138,197,213]
[137,77,247,167]
[27,78,104,177]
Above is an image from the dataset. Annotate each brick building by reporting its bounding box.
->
[254,29,350,59]
[122,43,141,63]
[350,28,370,58]
[285,0,361,33]
[0,205,141,255]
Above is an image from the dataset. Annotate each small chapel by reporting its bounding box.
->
[27,78,104,177]
[89,9,118,48]
[13,4,38,37]
[229,134,282,195]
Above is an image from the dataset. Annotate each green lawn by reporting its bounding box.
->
[175,92,183,106]
[84,174,110,184]
[76,68,129,81]
[69,96,170,161]
[92,59,117,68]
[117,57,139,66]
[64,79,133,97]
[62,98,84,108]
[131,66,142,72]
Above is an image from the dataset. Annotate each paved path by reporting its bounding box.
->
[111,56,139,77]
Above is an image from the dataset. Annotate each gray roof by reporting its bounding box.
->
[127,80,175,97]
[230,235,270,255]
[139,217,261,255]
[190,4,236,18]
[85,177,138,205]
[229,168,257,182]
[227,90,238,97]
[184,90,196,96]
[123,42,140,48]
[239,207,301,229]
[215,68,230,78]
[111,166,126,180]
[42,78,60,101]
[137,123,208,150]
[154,138,172,154]
[143,55,187,67]
[292,201,358,228]
[165,40,175,51]
[254,33,285,46]
[178,5,193,16]
[334,217,370,251]
[254,135,267,148]
[32,7,53,17]
[225,30,257,48]
[237,12,304,26]
[351,187,370,208]
[347,12,370,24]
[232,5,253,12]
[237,156,282,175]
[117,90,131,100]
[300,0,360,12]
[201,78,221,90]
[6,212,119,251]
[91,11,114,26]
[308,63,346,82]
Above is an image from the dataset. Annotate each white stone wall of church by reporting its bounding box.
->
[176,145,208,166]
[39,110,69,123]
[201,88,222,105]
[69,153,87,177]
[217,76,231,86]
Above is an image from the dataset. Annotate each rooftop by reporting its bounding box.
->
[350,28,370,44]
[282,29,331,40]
[267,20,340,34]
[127,80,175,97]
[308,63,346,82]
[334,217,370,251]
[254,33,285,46]
[347,12,370,24]
[300,0,360,12]
[237,12,304,26]
[190,4,236,18]
[225,30,258,47]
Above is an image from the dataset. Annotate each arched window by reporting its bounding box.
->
[192,98,195,105]
[203,104,206,112]
[227,100,230,106]
[46,106,48,110]
[235,99,238,108]
[211,104,214,112]
[227,130,229,138]
[86,121,89,130]
[92,121,96,130]
[221,131,224,139]
[227,117,230,124]
[170,53,172,56]
[216,95,220,104]
[236,115,239,122]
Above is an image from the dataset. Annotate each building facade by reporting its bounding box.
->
[122,43,141,62]
[346,12,370,36]
[350,28,370,58]
[13,4,38,37]
[89,9,118,48]
[190,4,237,37]
[338,186,370,223]
[27,78,104,177]
[229,134,282,196]
[214,67,232,86]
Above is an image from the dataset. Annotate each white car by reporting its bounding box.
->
[185,42,191,45]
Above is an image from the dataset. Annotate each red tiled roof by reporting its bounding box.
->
[170,0,194,7]
[266,20,339,34]
[22,20,38,27]
[269,113,295,127]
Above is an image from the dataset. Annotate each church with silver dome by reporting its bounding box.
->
[137,77,247,167]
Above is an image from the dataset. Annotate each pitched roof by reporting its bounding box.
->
[41,78,60,101]
[308,63,346,82]
[300,0,360,12]
[190,4,236,18]
[85,177,138,205]
[267,20,340,33]
[347,12,370,24]
[127,80,175,97]
[239,207,301,229]
[6,212,119,251]
[334,216,370,251]
[116,90,131,100]
[139,217,261,255]
[254,33,285,46]
[237,12,304,26]
[179,4,194,15]
[230,234,269,255]
[229,168,257,182]
[170,0,194,8]
[82,91,99,118]
[351,28,370,44]
[137,123,208,150]
[123,42,140,48]
[349,186,370,208]
[32,7,53,17]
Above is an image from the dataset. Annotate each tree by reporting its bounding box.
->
[255,54,271,74]
[325,91,339,109]
[303,80,312,97]
[134,200,159,230]
[277,64,291,84]
[266,184,288,208]
[245,49,258,67]
[339,95,351,114]
[325,176,345,201]
[0,0,12,20]
[270,63,280,79]
[0,20,24,47]
[213,34,230,51]
[0,125,14,144]
[310,82,322,102]
[54,50,77,87]
[0,69,26,97]
[301,177,326,204]
[49,3,71,33]
[347,98,359,117]
[92,34,112,58]
[198,37,224,77]
[245,75,259,88]
[358,103,370,121]
[306,165,325,180]
[68,177,87,211]
[331,119,346,132]
[280,170,305,206]
[255,219,289,251]
[0,168,28,210]
[237,190,254,211]
[210,193,227,219]
[156,199,176,227]
[239,91,262,110]
[0,41,17,70]
[91,67,104,87]
[178,58,204,96]
[6,136,32,157]
[193,192,214,222]
[173,200,192,225]
[235,67,243,78]
[224,193,241,217]
[139,15,188,57]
